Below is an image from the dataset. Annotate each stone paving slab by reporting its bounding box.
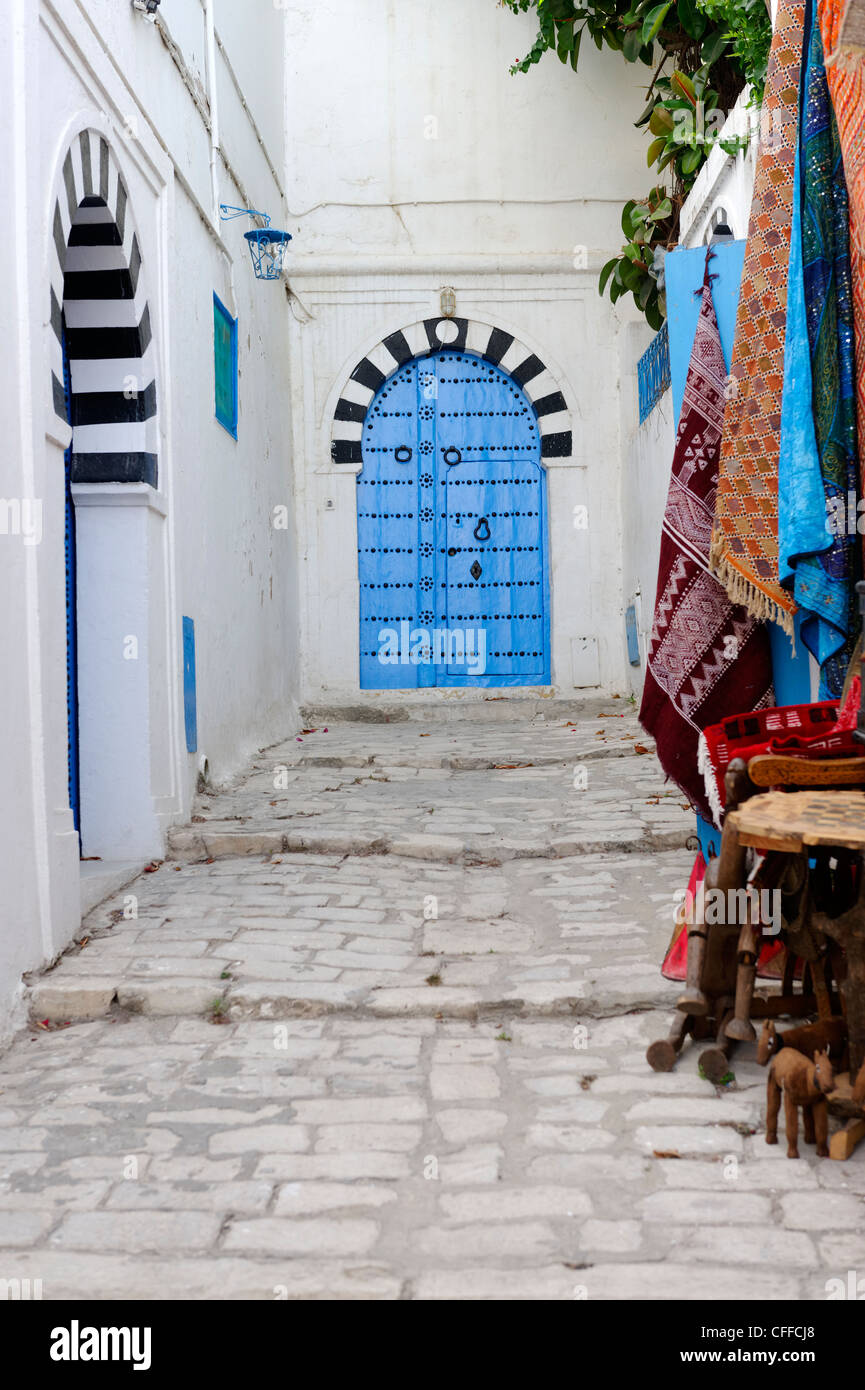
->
[0,1011,860,1300]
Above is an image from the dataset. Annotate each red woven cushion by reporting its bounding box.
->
[699,686,864,825]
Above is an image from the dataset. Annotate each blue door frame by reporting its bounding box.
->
[61,322,81,836]
[357,351,550,689]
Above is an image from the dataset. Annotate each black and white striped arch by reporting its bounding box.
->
[49,130,158,487]
[331,319,572,465]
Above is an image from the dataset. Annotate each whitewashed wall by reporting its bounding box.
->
[679,90,760,247]
[0,0,762,1038]
[619,323,676,695]
[282,0,652,708]
[0,0,296,1040]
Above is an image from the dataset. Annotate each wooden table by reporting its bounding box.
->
[729,789,865,855]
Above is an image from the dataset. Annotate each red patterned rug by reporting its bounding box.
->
[640,255,774,823]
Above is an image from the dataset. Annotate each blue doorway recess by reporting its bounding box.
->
[61,321,81,836]
[357,351,550,689]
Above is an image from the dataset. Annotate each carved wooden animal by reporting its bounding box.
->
[757,1018,847,1067]
[766,1048,835,1159]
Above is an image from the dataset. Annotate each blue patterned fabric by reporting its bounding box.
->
[789,6,860,696]
[779,97,825,587]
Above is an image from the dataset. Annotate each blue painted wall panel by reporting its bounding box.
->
[182,616,198,753]
[625,604,640,665]
[665,241,746,419]
[769,613,813,706]
[213,294,238,438]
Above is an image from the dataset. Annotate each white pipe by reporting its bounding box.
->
[634,585,648,668]
[204,0,220,225]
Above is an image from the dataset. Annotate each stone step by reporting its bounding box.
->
[299,696,631,725]
[31,836,692,1030]
[166,825,691,864]
[28,974,673,1025]
[292,742,642,771]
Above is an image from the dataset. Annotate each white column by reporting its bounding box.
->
[71,482,167,860]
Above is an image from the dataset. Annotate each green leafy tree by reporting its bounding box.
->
[502,0,771,329]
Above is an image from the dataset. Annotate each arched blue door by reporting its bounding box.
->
[357,350,549,688]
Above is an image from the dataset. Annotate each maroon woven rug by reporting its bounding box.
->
[640,258,774,821]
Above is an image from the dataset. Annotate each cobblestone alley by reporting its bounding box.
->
[1,704,862,1300]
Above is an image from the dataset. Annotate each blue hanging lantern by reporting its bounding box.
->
[219,205,292,281]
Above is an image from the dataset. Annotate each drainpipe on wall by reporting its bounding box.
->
[633,585,647,668]
[204,0,220,226]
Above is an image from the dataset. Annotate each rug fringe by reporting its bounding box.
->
[697,731,723,830]
[709,535,796,644]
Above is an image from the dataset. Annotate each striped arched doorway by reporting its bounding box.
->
[331,318,571,690]
[49,131,158,481]
[356,349,550,688]
[48,128,159,854]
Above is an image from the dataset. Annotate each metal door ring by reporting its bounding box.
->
[443,447,462,466]
[473,517,491,542]
[394,446,412,463]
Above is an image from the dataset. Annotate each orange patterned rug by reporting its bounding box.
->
[710,0,806,637]
[819,0,865,512]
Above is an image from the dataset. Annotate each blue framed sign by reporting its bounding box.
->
[213,293,238,437]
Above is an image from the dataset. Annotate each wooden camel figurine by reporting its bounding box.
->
[766,1048,835,1159]
[757,1018,847,1068]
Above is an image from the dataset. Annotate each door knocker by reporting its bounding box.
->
[394,446,412,463]
[443,447,462,466]
[473,516,491,542]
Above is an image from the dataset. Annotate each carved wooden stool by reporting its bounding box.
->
[730,789,865,1076]
[647,769,858,1078]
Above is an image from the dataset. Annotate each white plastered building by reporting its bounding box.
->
[1,0,660,1036]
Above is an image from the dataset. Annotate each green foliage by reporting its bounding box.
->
[501,0,771,327]
[698,0,772,93]
[600,187,671,331]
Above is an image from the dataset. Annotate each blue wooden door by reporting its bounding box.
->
[61,322,81,835]
[357,351,549,688]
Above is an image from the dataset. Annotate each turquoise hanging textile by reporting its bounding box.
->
[778,48,825,589]
[789,4,860,695]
